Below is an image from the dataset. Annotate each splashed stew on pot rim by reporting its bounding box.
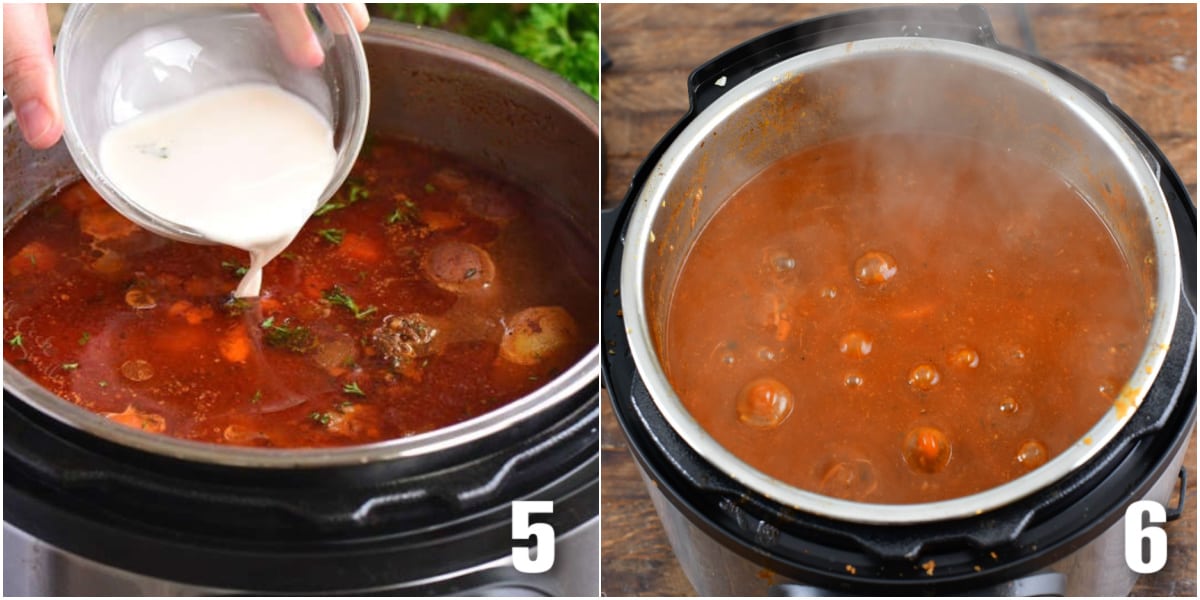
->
[661,132,1148,503]
[4,137,595,448]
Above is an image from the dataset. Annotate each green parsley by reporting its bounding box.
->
[251,389,262,404]
[313,201,345,217]
[386,197,420,225]
[423,183,437,194]
[343,381,366,397]
[309,411,333,426]
[314,183,370,217]
[61,362,79,371]
[260,317,317,353]
[318,228,345,245]
[337,400,355,411]
[8,333,23,348]
[221,260,249,276]
[78,332,91,346]
[349,183,370,204]
[324,286,378,320]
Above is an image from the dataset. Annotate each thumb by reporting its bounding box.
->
[3,4,63,149]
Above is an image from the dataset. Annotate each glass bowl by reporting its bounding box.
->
[56,3,370,244]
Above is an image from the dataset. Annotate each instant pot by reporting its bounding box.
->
[4,22,600,595]
[601,5,1195,596]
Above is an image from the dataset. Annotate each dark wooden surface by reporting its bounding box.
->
[600,4,1196,597]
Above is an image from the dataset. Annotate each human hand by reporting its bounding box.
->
[2,3,369,150]
[3,4,61,149]
[253,4,370,68]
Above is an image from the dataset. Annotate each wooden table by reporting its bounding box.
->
[600,4,1196,596]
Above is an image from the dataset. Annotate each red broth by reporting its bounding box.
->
[661,133,1147,503]
[4,137,595,447]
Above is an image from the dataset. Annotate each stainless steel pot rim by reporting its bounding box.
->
[620,37,1182,524]
[4,22,601,469]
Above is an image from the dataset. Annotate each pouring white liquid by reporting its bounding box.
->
[98,83,337,297]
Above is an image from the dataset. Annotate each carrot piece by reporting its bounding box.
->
[337,233,382,263]
[166,300,214,325]
[167,300,192,318]
[184,305,214,325]
[104,405,166,433]
[7,241,56,276]
[58,182,104,213]
[218,323,251,363]
[78,204,140,240]
[420,210,464,232]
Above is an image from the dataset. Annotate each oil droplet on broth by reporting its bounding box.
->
[903,426,951,473]
[819,458,877,500]
[854,251,897,286]
[736,377,794,428]
[908,363,941,391]
[999,397,1020,414]
[948,346,980,369]
[1015,439,1048,470]
[838,330,873,359]
[843,373,864,388]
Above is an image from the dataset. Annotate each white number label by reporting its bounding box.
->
[1124,500,1167,574]
[512,500,555,574]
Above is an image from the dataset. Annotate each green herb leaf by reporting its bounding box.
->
[423,183,437,194]
[324,286,378,320]
[343,381,366,397]
[260,317,317,353]
[318,228,345,245]
[387,197,421,226]
[337,400,355,411]
[348,184,369,204]
[221,260,249,276]
[314,201,345,217]
[8,333,23,348]
[251,389,262,404]
[309,411,333,426]
[78,332,91,346]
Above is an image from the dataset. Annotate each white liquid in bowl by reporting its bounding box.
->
[98,83,337,297]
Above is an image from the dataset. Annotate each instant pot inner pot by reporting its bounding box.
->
[630,38,1178,522]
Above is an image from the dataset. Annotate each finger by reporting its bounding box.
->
[251,4,325,68]
[343,4,370,32]
[315,4,369,35]
[2,4,63,149]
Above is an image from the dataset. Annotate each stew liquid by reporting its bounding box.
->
[4,137,595,448]
[662,133,1147,503]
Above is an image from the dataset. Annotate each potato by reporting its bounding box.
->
[499,306,577,366]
